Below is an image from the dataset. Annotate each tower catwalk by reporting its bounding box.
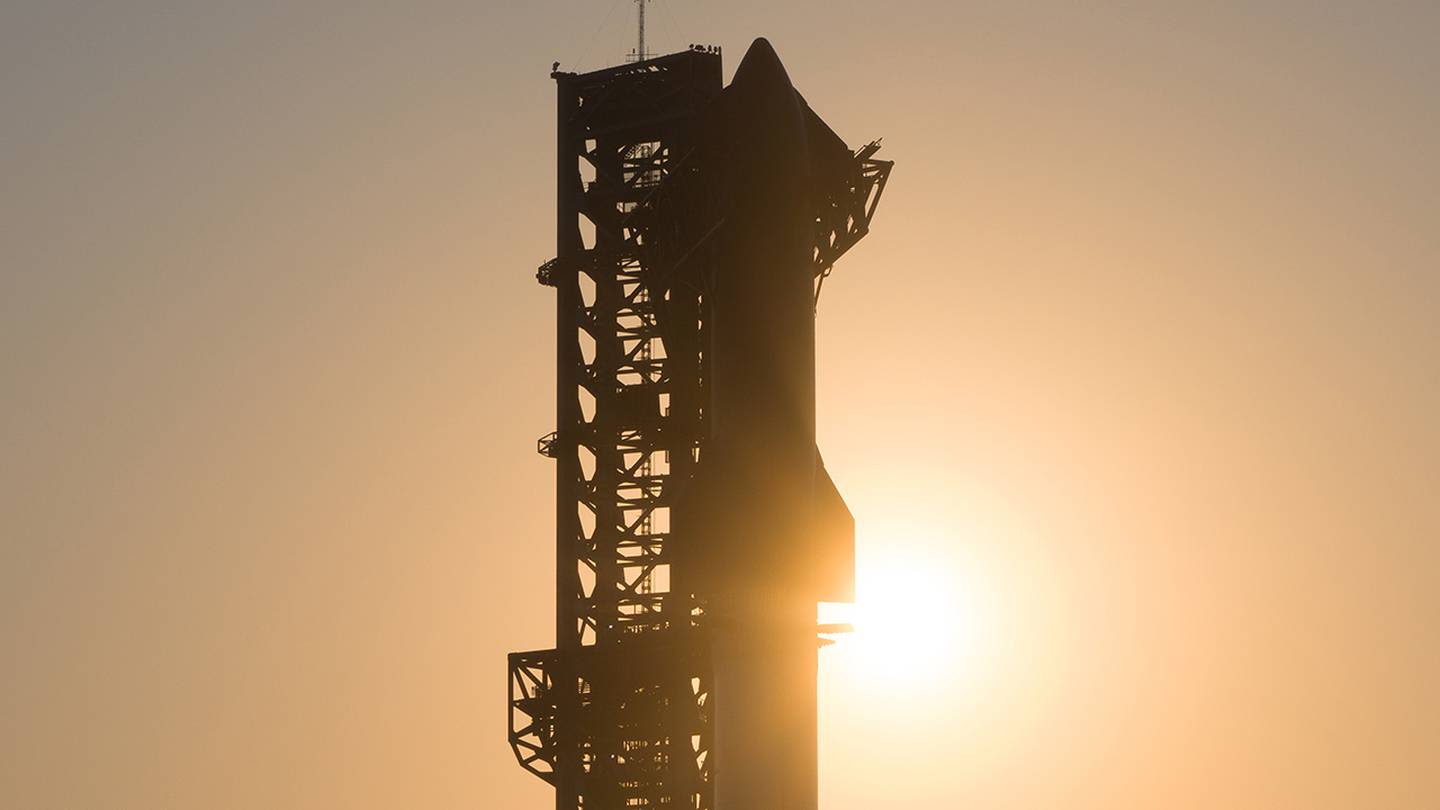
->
[508,39,891,810]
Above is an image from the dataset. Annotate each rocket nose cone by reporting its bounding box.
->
[731,37,796,97]
[711,36,809,216]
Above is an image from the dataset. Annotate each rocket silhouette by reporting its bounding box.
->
[680,37,855,608]
[676,38,858,810]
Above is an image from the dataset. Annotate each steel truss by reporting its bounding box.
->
[813,140,893,301]
[511,50,723,810]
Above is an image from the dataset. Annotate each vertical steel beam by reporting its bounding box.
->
[553,70,583,810]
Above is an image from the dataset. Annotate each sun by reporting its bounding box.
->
[819,545,990,686]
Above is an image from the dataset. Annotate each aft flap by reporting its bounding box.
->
[811,449,855,603]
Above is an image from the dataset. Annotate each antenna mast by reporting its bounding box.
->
[635,0,649,61]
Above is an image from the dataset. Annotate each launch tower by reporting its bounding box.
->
[508,40,890,810]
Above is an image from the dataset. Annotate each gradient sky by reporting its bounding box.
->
[3,2,1438,808]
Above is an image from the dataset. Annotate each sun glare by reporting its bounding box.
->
[820,545,989,686]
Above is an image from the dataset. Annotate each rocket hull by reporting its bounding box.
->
[679,37,855,606]
[676,38,859,810]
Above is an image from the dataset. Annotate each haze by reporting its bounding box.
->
[2,2,1437,808]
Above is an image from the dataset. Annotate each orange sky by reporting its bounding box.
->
[2,2,1437,808]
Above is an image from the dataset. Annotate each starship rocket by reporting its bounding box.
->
[679,38,859,810]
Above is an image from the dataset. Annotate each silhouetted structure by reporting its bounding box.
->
[509,39,890,810]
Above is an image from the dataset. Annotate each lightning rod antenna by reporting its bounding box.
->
[635,0,648,62]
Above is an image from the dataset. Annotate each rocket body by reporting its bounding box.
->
[686,38,854,609]
[681,38,856,810]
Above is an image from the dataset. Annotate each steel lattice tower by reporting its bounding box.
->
[508,44,890,810]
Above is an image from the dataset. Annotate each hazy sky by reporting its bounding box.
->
[3,2,1438,808]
